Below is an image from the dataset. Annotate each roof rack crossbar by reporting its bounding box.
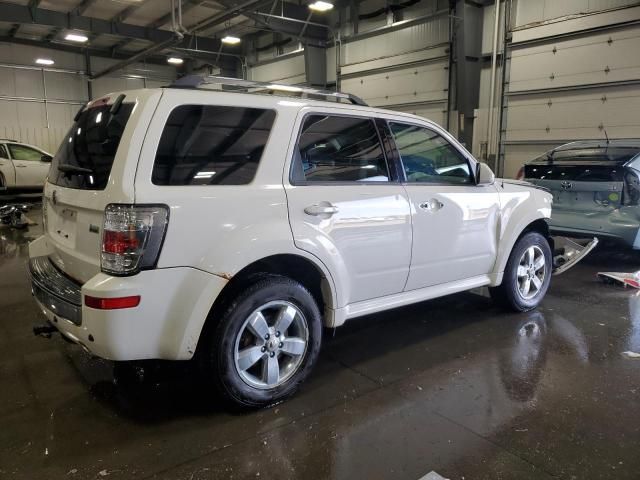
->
[169,75,368,107]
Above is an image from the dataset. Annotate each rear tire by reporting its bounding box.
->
[201,274,322,409]
[490,231,552,312]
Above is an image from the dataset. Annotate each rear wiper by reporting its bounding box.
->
[57,164,93,175]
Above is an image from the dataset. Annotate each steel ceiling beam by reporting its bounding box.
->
[188,0,268,33]
[0,2,234,53]
[0,35,170,66]
[148,0,202,29]
[112,0,156,23]
[74,0,100,16]
[212,0,329,41]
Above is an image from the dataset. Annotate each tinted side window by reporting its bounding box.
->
[294,115,389,183]
[389,122,472,184]
[152,105,276,186]
[9,144,42,161]
[0,145,7,159]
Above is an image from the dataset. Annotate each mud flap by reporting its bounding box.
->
[552,236,599,275]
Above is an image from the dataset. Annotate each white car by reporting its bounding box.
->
[0,140,52,192]
[29,77,555,408]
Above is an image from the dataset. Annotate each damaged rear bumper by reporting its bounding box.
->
[552,236,599,275]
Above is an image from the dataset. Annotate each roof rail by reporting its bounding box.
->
[168,75,368,107]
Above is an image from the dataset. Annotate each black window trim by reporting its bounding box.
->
[381,119,480,187]
[289,111,401,186]
[151,103,279,187]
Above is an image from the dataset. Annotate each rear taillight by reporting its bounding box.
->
[101,204,169,276]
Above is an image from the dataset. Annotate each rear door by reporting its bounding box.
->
[285,109,412,306]
[43,90,161,283]
[7,143,50,187]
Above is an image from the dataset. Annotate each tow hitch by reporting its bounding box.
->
[552,236,599,275]
[33,324,58,339]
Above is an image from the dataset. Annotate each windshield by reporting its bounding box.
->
[49,102,134,190]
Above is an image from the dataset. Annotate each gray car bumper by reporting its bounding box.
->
[549,208,640,249]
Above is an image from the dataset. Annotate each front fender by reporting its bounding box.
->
[493,186,553,279]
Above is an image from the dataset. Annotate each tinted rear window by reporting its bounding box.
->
[152,105,276,186]
[49,103,134,190]
[524,164,624,182]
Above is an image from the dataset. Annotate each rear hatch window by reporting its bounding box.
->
[524,164,624,182]
[525,164,626,211]
[151,105,276,185]
[49,101,134,190]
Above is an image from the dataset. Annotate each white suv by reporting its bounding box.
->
[29,76,555,408]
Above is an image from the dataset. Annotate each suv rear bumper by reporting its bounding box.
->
[549,209,640,249]
[28,256,82,326]
[28,237,228,361]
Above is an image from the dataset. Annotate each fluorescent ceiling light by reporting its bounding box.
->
[167,57,184,65]
[268,84,303,93]
[35,58,54,65]
[221,35,241,45]
[65,33,88,43]
[308,1,333,12]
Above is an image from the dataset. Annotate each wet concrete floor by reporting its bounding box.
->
[1,204,640,479]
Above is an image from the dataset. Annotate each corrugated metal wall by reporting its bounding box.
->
[0,42,175,153]
[500,3,640,177]
[340,12,450,126]
[245,0,451,127]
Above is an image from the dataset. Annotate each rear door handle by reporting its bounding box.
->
[15,165,27,168]
[419,199,444,211]
[304,203,339,216]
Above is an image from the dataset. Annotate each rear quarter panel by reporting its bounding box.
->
[132,90,338,306]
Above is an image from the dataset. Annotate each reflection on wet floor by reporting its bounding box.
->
[1,203,640,479]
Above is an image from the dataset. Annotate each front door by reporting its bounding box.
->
[385,121,500,291]
[285,111,412,307]
[8,143,50,187]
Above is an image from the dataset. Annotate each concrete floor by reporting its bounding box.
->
[2,205,640,480]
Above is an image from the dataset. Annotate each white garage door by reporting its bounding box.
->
[502,21,640,178]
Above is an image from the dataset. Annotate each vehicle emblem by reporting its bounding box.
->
[560,181,573,190]
[52,190,58,205]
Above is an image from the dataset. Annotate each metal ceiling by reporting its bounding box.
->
[0,0,331,70]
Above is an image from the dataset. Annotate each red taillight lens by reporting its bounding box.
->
[103,230,140,254]
[85,295,141,310]
[101,204,169,276]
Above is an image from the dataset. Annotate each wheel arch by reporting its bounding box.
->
[194,253,336,356]
[493,216,553,282]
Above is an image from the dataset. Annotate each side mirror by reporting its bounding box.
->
[476,162,495,186]
[41,154,52,163]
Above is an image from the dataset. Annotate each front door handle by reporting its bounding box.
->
[304,203,339,216]
[15,165,27,168]
[419,199,444,211]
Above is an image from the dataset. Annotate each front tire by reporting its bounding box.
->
[490,231,552,312]
[202,275,322,409]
